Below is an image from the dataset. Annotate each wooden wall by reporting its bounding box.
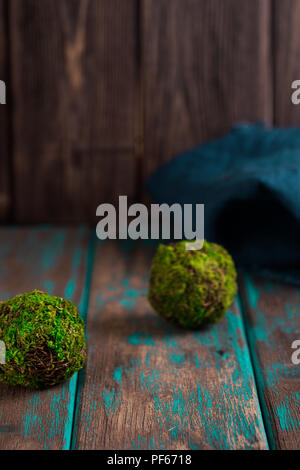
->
[0,0,299,223]
[0,0,10,220]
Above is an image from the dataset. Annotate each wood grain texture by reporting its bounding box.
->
[241,276,300,450]
[0,0,10,220]
[9,0,137,223]
[274,0,300,125]
[73,240,267,450]
[0,227,89,449]
[142,0,273,183]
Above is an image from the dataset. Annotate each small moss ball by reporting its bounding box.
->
[0,290,86,389]
[148,241,237,328]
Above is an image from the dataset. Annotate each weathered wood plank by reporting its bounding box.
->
[10,0,137,223]
[240,275,300,449]
[73,240,267,450]
[0,0,10,220]
[142,0,273,182]
[274,0,300,125]
[0,227,89,449]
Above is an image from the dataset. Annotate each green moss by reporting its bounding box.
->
[0,290,86,389]
[148,241,237,328]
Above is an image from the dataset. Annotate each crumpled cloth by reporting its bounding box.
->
[147,124,300,285]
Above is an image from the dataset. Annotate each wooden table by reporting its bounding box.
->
[0,227,299,450]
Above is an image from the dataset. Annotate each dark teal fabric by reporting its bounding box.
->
[147,124,300,285]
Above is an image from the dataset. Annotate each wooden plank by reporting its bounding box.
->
[0,0,10,220]
[0,227,89,450]
[274,0,300,125]
[142,0,273,181]
[240,275,300,449]
[10,0,137,223]
[73,240,268,450]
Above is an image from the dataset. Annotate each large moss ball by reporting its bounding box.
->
[148,241,237,328]
[0,290,86,389]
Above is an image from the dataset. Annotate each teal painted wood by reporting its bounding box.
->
[240,275,300,449]
[73,240,268,450]
[0,227,90,450]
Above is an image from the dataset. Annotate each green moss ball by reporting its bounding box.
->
[0,290,86,389]
[148,241,237,328]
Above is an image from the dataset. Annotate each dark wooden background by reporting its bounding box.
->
[0,0,300,223]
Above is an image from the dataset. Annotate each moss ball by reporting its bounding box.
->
[148,241,237,328]
[0,290,86,389]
